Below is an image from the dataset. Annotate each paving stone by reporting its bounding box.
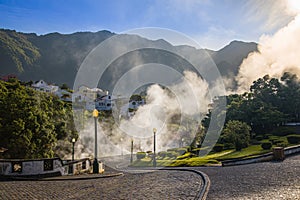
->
[198,154,300,200]
[0,170,203,199]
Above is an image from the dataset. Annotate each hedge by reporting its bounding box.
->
[287,135,300,144]
[213,144,224,152]
[136,152,146,160]
[261,142,272,150]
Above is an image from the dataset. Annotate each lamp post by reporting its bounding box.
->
[153,128,157,167]
[120,138,123,157]
[71,138,76,161]
[181,138,185,148]
[130,139,133,163]
[93,109,99,173]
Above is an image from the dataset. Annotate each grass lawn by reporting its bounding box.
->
[130,146,271,167]
[130,135,300,167]
[215,145,271,161]
[131,156,221,167]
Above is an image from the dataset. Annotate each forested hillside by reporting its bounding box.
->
[0,29,257,89]
[0,78,78,159]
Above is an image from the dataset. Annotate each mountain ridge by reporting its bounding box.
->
[0,29,257,89]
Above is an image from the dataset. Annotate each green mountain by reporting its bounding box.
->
[0,29,257,89]
[0,29,40,73]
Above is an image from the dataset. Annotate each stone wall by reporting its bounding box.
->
[0,158,64,177]
[222,144,300,167]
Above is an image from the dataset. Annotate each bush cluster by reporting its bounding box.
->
[287,135,300,144]
[136,152,146,160]
[261,142,272,150]
[213,144,224,152]
[271,127,296,136]
[255,135,264,141]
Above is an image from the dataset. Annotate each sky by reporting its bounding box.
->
[0,0,297,50]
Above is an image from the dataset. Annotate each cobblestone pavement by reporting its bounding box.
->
[198,154,300,200]
[0,170,203,200]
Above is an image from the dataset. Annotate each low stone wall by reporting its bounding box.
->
[222,144,300,167]
[0,158,64,177]
[284,144,300,155]
[221,153,274,167]
[64,158,98,175]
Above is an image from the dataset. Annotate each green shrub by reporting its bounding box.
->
[166,151,178,158]
[223,143,234,150]
[191,148,200,155]
[213,144,224,152]
[263,135,269,139]
[166,148,187,155]
[271,127,296,136]
[148,152,153,158]
[156,156,163,160]
[136,152,146,160]
[276,142,288,147]
[287,135,300,144]
[255,135,263,141]
[251,140,261,145]
[272,139,285,145]
[158,151,167,158]
[176,148,187,155]
[177,152,196,160]
[167,148,177,152]
[184,146,192,152]
[261,142,272,150]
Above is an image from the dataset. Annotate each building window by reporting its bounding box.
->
[82,161,86,169]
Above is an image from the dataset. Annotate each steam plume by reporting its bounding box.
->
[236,0,300,92]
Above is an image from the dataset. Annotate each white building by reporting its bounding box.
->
[128,99,145,110]
[73,86,107,103]
[55,89,72,102]
[95,94,114,111]
[31,80,59,93]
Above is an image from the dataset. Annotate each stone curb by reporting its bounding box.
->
[160,168,210,200]
[1,172,124,182]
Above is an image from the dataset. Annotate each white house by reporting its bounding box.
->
[95,94,114,111]
[31,80,59,93]
[119,99,146,118]
[73,86,107,103]
[128,99,145,110]
[55,88,72,102]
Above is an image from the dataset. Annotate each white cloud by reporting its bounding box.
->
[236,13,300,92]
[243,0,296,33]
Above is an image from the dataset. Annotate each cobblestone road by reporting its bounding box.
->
[0,170,203,200]
[198,154,300,200]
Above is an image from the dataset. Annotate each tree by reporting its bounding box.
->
[130,94,143,102]
[60,83,69,90]
[279,72,300,121]
[0,79,78,159]
[222,120,251,151]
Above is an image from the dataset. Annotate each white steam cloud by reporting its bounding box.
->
[236,0,300,92]
[118,71,210,151]
[76,70,215,160]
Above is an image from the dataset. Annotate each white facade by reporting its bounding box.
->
[55,89,72,102]
[128,99,145,110]
[95,95,114,111]
[73,86,108,103]
[31,80,59,93]
[0,158,65,176]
